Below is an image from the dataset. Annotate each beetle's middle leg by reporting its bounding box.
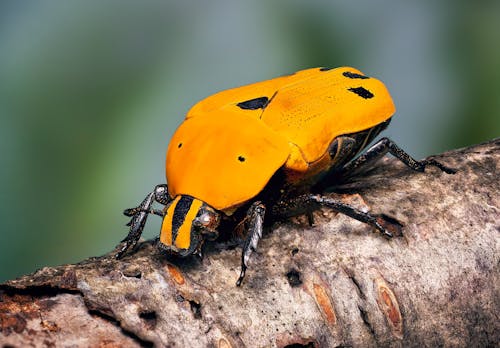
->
[341,137,456,177]
[273,194,393,238]
[236,201,266,286]
[116,184,170,259]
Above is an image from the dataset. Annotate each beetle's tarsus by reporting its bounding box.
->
[123,208,137,217]
[341,137,456,177]
[237,202,266,286]
[377,225,393,238]
[236,266,246,287]
[420,158,457,174]
[117,186,171,259]
[274,194,393,239]
[307,212,315,226]
[115,240,136,259]
[124,207,164,217]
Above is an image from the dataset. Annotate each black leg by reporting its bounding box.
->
[306,211,315,226]
[274,194,393,238]
[236,202,266,286]
[341,137,456,177]
[116,184,171,259]
[124,208,164,218]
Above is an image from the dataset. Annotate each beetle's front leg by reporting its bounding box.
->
[273,194,392,238]
[116,184,170,258]
[341,137,456,177]
[236,201,266,286]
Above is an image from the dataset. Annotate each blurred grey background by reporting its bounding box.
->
[1,1,499,282]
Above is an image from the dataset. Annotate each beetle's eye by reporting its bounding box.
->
[193,211,214,229]
[198,212,212,226]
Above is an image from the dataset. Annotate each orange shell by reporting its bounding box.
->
[166,111,290,210]
[167,67,395,210]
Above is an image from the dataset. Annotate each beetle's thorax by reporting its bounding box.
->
[159,195,220,256]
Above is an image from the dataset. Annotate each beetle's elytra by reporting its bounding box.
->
[116,66,455,285]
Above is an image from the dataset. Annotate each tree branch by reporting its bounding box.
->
[1,139,499,347]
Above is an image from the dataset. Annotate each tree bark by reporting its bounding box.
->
[1,139,499,348]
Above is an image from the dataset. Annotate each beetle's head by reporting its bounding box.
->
[158,195,220,257]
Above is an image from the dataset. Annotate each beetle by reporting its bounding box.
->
[116,66,455,285]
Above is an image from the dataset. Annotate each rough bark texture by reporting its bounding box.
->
[1,139,499,348]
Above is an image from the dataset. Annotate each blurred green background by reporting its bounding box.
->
[1,1,499,282]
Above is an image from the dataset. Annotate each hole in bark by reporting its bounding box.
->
[284,342,317,348]
[286,269,302,287]
[139,310,157,330]
[189,300,202,319]
[122,269,142,278]
[291,247,299,256]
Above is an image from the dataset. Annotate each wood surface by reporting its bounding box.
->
[1,139,498,347]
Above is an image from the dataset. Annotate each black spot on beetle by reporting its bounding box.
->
[319,67,333,71]
[348,87,374,99]
[343,71,369,79]
[238,155,245,162]
[237,96,269,110]
[284,343,317,348]
[178,143,183,148]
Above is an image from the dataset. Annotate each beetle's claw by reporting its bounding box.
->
[374,219,393,238]
[115,243,128,259]
[115,239,137,259]
[423,158,457,174]
[381,229,393,238]
[236,266,246,287]
[123,208,137,217]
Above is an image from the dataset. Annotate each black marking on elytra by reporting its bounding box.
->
[319,67,333,71]
[171,196,194,242]
[238,155,245,162]
[178,143,183,148]
[348,87,374,99]
[237,96,269,110]
[343,71,369,79]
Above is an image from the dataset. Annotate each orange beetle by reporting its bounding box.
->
[116,67,454,285]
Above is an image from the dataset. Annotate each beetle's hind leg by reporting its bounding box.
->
[236,201,266,286]
[341,137,456,178]
[116,184,170,259]
[273,194,393,238]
